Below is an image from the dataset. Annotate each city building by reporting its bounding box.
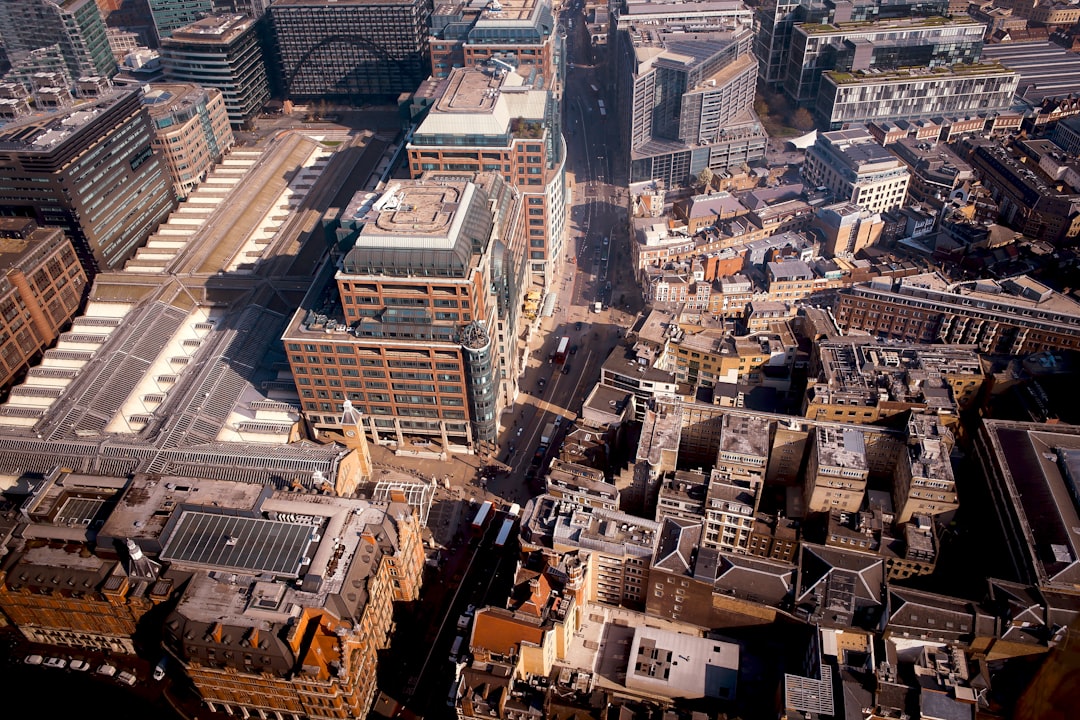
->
[0,84,176,275]
[103,473,426,720]
[810,202,883,257]
[755,0,955,89]
[282,173,526,454]
[147,0,214,42]
[816,63,1020,130]
[887,137,974,209]
[160,14,269,128]
[0,469,161,655]
[803,340,984,425]
[545,458,619,511]
[407,65,567,282]
[142,83,234,197]
[893,416,957,524]
[599,345,678,423]
[965,140,1080,244]
[834,272,1080,355]
[427,0,560,82]
[0,218,87,389]
[804,425,869,513]
[268,0,432,99]
[520,494,658,607]
[625,626,739,700]
[783,16,987,108]
[665,323,798,392]
[0,125,377,490]
[804,129,911,214]
[0,0,116,83]
[975,420,1080,595]
[613,2,765,186]
[467,552,582,679]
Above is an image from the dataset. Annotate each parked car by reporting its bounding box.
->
[562,365,571,375]
[575,321,583,331]
[117,671,137,686]
[70,660,90,672]
[153,657,167,681]
[43,657,67,669]
[24,655,43,666]
[97,664,117,677]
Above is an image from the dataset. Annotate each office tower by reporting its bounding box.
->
[0,219,87,389]
[428,0,560,82]
[804,129,911,214]
[143,83,235,197]
[160,14,269,128]
[753,0,951,92]
[816,63,1019,130]
[407,66,567,281]
[269,0,433,99]
[147,0,215,42]
[0,84,176,275]
[282,173,526,453]
[783,16,986,107]
[0,0,116,82]
[612,1,765,187]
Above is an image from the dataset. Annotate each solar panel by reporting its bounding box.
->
[161,511,316,577]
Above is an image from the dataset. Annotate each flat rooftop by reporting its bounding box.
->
[161,511,316,577]
[357,180,472,241]
[435,68,509,115]
[167,13,254,43]
[0,86,136,152]
[815,426,868,472]
[983,421,1080,591]
[626,626,739,700]
[720,414,770,460]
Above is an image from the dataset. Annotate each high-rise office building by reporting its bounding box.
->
[753,0,951,91]
[0,84,176,275]
[282,173,526,453]
[147,0,214,42]
[428,0,561,82]
[407,65,567,281]
[613,1,765,187]
[160,14,269,128]
[783,16,986,107]
[269,0,432,99]
[0,0,116,82]
[816,62,1019,130]
[143,83,235,197]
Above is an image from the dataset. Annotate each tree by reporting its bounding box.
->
[696,167,714,192]
[792,107,816,131]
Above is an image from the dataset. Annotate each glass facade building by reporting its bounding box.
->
[783,16,987,106]
[0,86,176,275]
[0,0,116,82]
[269,0,432,99]
[160,14,270,128]
[618,17,765,187]
[817,63,1020,129]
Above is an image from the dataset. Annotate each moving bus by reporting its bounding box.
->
[554,336,570,364]
[471,500,493,535]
